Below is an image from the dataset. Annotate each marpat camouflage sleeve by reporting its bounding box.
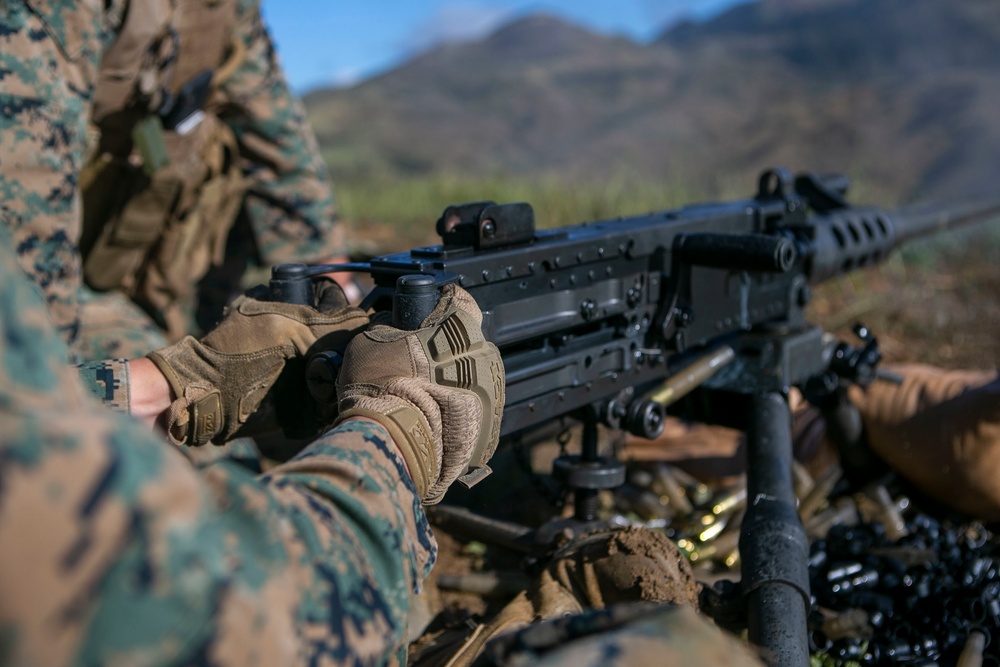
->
[76,358,132,412]
[0,235,436,666]
[0,0,109,357]
[216,0,345,265]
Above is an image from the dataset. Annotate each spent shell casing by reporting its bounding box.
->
[711,482,747,516]
[870,484,909,541]
[799,463,843,522]
[654,464,694,516]
[822,608,874,641]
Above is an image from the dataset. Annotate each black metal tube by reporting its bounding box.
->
[574,416,600,522]
[891,195,1000,245]
[740,391,811,667]
[676,232,797,273]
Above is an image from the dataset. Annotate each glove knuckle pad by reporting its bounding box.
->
[336,299,505,502]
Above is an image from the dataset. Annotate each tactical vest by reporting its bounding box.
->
[79,0,246,341]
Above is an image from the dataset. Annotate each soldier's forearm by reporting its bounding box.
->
[265,418,436,617]
[127,358,174,428]
[1,392,434,665]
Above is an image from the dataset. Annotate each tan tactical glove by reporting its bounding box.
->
[335,284,504,504]
[848,363,1000,519]
[148,280,369,446]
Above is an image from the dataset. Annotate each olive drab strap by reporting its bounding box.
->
[211,35,247,88]
[79,0,245,342]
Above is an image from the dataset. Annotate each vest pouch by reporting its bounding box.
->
[81,157,181,292]
[133,116,246,341]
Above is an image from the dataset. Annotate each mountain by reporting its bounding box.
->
[303,1,1000,202]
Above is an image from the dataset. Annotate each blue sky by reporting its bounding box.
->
[262,1,751,93]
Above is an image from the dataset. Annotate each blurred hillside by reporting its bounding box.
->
[304,0,1000,205]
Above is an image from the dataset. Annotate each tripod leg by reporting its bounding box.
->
[740,390,811,666]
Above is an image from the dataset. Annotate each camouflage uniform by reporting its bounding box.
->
[0,0,343,362]
[0,230,435,666]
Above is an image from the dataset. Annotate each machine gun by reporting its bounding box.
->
[270,168,1000,666]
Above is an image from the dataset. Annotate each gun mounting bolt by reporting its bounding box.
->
[481,220,496,238]
[674,307,694,327]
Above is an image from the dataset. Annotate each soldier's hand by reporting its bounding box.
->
[335,284,504,504]
[147,280,369,446]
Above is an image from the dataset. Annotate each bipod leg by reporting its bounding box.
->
[739,391,811,667]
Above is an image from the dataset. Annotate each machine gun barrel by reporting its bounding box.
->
[804,193,1000,284]
[891,194,1000,244]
